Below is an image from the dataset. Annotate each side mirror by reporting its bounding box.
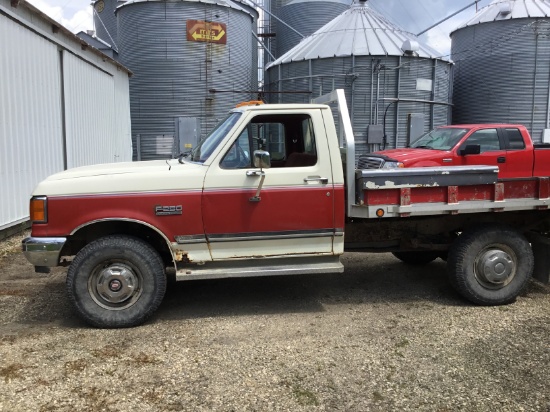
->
[253,150,271,169]
[459,144,481,156]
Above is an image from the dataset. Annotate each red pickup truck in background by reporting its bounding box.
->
[360,124,550,179]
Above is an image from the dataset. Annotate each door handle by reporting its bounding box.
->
[497,156,506,163]
[246,170,265,202]
[304,176,329,184]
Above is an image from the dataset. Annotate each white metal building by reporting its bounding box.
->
[0,0,132,235]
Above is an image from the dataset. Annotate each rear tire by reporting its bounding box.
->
[392,251,440,265]
[66,235,167,328]
[447,226,533,305]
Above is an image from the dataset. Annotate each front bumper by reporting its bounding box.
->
[22,237,67,267]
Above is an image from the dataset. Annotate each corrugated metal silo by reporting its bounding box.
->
[277,0,351,57]
[117,0,258,160]
[451,0,550,142]
[265,0,452,159]
[93,0,123,49]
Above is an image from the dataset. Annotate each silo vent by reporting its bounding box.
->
[499,3,512,16]
[401,39,419,55]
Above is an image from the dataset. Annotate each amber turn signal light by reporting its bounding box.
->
[30,197,47,223]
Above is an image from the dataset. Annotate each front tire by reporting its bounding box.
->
[447,226,533,305]
[66,236,167,328]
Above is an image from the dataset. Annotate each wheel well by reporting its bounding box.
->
[62,221,174,269]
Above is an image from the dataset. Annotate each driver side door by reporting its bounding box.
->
[201,109,339,260]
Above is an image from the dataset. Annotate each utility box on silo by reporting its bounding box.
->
[407,113,424,146]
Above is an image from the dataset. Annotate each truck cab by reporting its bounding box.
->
[360,124,534,179]
[195,103,345,261]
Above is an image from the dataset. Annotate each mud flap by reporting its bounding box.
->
[532,241,550,284]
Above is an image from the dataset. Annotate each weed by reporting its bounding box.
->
[292,386,319,406]
[64,359,88,375]
[373,391,384,401]
[91,345,119,359]
[132,352,160,365]
[143,387,163,402]
[282,375,320,406]
[396,337,410,348]
[1,363,26,383]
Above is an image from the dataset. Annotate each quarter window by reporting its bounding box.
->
[505,128,526,150]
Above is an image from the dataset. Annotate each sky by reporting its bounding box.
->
[26,0,494,55]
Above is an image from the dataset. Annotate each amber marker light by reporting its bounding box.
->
[235,100,264,108]
[376,208,385,217]
[30,197,47,223]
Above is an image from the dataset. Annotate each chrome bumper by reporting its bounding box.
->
[22,237,66,267]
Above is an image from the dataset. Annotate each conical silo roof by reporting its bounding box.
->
[266,0,448,68]
[453,0,550,32]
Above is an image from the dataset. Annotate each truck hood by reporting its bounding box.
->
[373,148,447,164]
[33,159,208,196]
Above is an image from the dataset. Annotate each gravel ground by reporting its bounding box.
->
[1,232,549,411]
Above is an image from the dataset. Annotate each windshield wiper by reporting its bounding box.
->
[177,151,192,164]
[413,145,434,149]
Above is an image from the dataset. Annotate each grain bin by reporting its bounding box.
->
[117,0,258,160]
[451,0,550,142]
[93,0,123,49]
[277,0,351,57]
[265,0,452,157]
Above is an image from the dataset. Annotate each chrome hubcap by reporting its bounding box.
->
[89,263,142,309]
[475,247,515,289]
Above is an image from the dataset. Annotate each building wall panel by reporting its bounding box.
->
[64,52,118,168]
[0,0,132,232]
[0,15,64,230]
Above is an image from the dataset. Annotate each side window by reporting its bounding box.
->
[222,113,317,168]
[463,129,501,153]
[505,128,526,150]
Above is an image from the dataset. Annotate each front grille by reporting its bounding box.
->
[357,155,384,169]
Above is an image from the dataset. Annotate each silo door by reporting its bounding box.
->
[202,110,340,260]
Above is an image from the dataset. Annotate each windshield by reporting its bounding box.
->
[410,127,470,151]
[189,112,242,163]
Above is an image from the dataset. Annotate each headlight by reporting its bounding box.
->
[381,161,404,169]
[30,196,47,223]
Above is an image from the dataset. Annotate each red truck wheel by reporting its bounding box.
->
[66,235,167,328]
[447,226,533,305]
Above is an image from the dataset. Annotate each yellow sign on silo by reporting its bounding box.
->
[187,20,227,44]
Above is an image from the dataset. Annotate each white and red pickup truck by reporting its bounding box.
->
[22,90,550,328]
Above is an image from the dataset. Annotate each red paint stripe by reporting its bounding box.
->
[32,191,203,240]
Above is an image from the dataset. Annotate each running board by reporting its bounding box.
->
[175,255,344,281]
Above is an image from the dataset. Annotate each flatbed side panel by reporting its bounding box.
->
[353,168,550,219]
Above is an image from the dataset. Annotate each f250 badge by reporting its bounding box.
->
[155,205,183,216]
